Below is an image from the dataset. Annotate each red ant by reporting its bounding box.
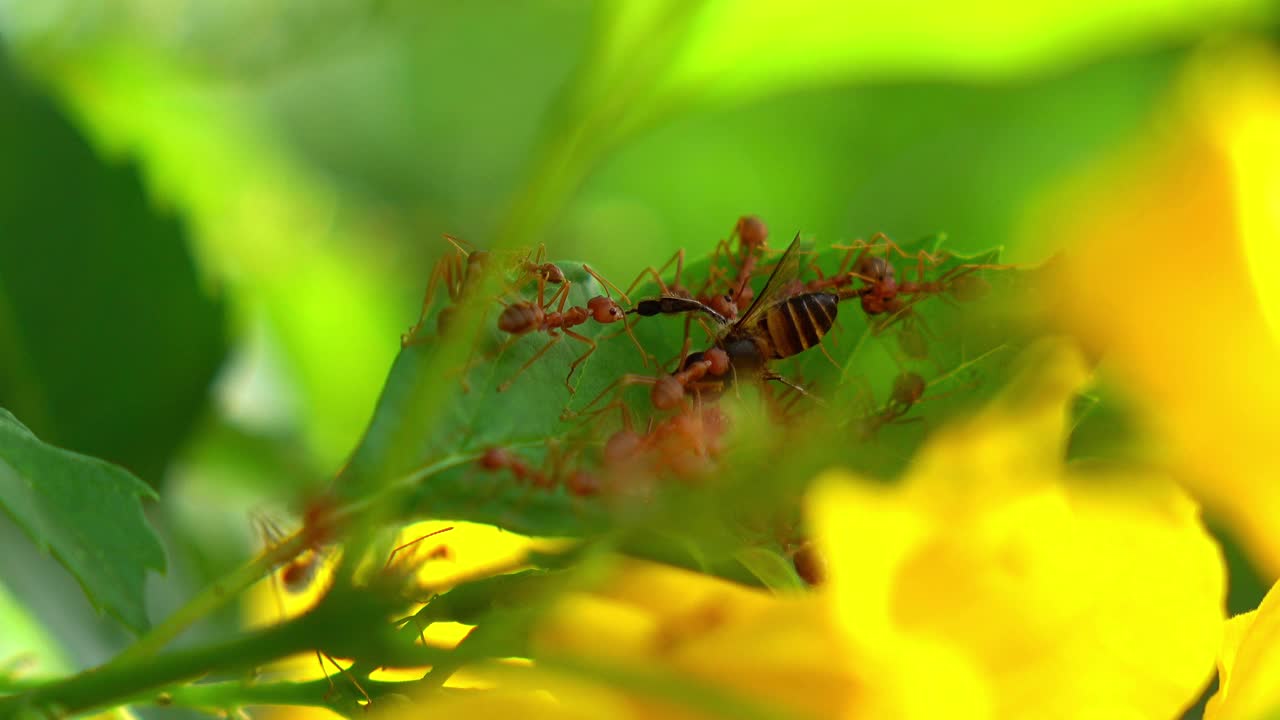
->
[578,346,732,415]
[830,235,1004,328]
[626,248,739,370]
[595,403,729,482]
[403,235,493,347]
[495,264,648,393]
[850,371,929,440]
[703,215,770,308]
[512,244,567,292]
[262,495,341,594]
[477,446,601,497]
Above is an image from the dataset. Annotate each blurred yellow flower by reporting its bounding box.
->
[1206,578,1280,720]
[1037,45,1280,577]
[387,341,1227,719]
[245,520,553,720]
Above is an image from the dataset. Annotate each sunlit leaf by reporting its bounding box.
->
[643,0,1273,108]
[0,409,165,633]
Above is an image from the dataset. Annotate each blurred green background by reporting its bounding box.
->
[0,0,1276,703]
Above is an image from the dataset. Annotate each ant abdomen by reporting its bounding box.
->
[498,302,539,334]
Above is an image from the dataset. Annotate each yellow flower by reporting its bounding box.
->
[813,341,1225,719]
[1206,579,1280,720]
[1036,45,1280,576]
[245,521,553,720]
[390,341,1227,719]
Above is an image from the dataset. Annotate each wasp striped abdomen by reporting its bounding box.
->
[758,291,838,359]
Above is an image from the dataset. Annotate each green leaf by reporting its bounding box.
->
[0,53,226,486]
[0,409,166,633]
[338,233,1034,557]
[643,0,1272,108]
[734,547,805,591]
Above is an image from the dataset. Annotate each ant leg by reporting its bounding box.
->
[442,233,474,257]
[700,239,736,293]
[402,254,456,347]
[383,526,454,572]
[252,515,290,620]
[562,328,597,392]
[568,373,659,418]
[583,264,634,305]
[817,340,842,371]
[560,395,635,428]
[317,650,337,700]
[321,652,372,707]
[763,372,828,408]
[670,315,694,372]
[544,279,573,314]
[625,249,685,297]
[497,332,563,393]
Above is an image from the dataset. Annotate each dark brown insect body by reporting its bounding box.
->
[725,290,838,367]
[625,234,837,406]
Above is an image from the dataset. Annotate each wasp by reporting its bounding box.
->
[629,234,839,396]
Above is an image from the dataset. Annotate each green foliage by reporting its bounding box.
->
[0,1,1269,717]
[0,409,164,633]
[0,54,226,487]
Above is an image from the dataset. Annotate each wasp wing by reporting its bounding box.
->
[732,233,804,331]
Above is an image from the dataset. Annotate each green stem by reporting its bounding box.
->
[113,450,485,665]
[122,676,447,712]
[0,605,452,718]
[0,615,317,717]
[112,529,309,664]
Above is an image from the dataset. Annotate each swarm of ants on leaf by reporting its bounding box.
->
[390,216,1010,582]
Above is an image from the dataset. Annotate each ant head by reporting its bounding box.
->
[708,293,738,318]
[736,215,768,248]
[704,347,731,376]
[587,295,623,322]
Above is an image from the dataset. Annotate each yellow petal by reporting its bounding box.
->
[810,340,1226,719]
[1207,579,1280,719]
[1037,45,1280,576]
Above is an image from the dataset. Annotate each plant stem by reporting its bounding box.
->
[0,615,317,718]
[119,676,430,712]
[112,529,309,664]
[0,603,452,718]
